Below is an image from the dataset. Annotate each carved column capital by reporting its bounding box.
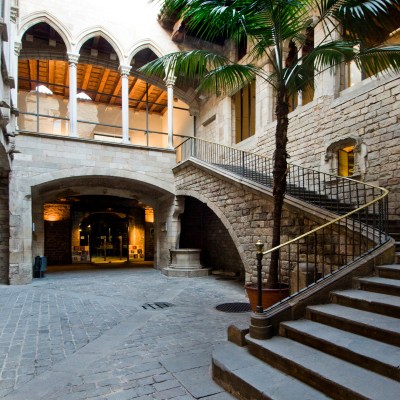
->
[67,52,80,66]
[119,64,132,77]
[14,42,22,57]
[10,6,19,23]
[164,74,176,87]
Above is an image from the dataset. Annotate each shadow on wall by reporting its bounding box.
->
[179,196,244,280]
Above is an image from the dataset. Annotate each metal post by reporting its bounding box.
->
[255,240,264,314]
[249,239,272,339]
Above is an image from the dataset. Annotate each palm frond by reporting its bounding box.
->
[138,49,260,95]
[198,64,260,95]
[356,45,400,76]
[301,40,356,72]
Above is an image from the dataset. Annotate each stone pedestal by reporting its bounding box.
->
[162,248,211,277]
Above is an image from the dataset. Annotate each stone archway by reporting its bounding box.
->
[179,196,245,279]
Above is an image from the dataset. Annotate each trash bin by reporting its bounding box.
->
[33,256,47,278]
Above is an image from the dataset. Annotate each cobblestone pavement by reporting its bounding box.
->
[0,264,250,399]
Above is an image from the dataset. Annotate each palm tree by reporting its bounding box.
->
[140,0,400,288]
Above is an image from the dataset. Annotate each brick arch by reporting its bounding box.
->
[176,189,249,273]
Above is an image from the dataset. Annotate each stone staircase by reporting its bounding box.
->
[212,263,400,399]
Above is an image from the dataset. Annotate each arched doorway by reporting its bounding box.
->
[179,196,244,280]
[43,194,155,266]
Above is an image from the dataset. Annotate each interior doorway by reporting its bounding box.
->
[80,213,129,263]
[43,195,154,266]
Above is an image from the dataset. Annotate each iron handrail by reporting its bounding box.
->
[175,136,390,309]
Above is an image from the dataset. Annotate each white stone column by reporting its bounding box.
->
[119,65,132,144]
[13,42,21,131]
[313,22,340,98]
[165,74,176,149]
[68,52,80,137]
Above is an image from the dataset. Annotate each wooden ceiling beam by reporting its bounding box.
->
[95,68,110,102]
[81,64,93,91]
[149,91,166,112]
[128,78,141,103]
[135,84,158,110]
[48,60,55,88]
[28,60,37,90]
[109,77,122,105]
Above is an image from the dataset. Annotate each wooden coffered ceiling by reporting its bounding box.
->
[18,59,168,114]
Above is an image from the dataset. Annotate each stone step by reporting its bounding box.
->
[212,341,331,400]
[307,303,400,346]
[330,289,400,317]
[246,336,399,400]
[357,276,400,296]
[279,319,400,381]
[376,264,400,279]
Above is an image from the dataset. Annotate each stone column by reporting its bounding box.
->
[119,65,132,144]
[9,173,33,284]
[10,7,19,113]
[165,74,176,149]
[313,22,340,98]
[154,195,184,269]
[67,52,80,137]
[13,43,21,131]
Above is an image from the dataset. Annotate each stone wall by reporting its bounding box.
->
[44,203,71,264]
[0,175,9,284]
[8,133,177,283]
[270,77,399,219]
[196,74,400,220]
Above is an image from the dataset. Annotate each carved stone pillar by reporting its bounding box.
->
[165,74,176,149]
[119,65,132,144]
[67,52,80,137]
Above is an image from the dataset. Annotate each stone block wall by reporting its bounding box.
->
[0,175,9,284]
[196,74,400,221]
[254,75,400,219]
[44,204,71,264]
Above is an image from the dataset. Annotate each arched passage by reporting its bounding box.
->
[32,175,169,269]
[179,196,245,280]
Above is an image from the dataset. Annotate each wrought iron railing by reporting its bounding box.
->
[176,137,390,309]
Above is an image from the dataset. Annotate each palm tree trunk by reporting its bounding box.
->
[267,86,289,288]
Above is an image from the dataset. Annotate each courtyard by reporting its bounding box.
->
[0,265,248,399]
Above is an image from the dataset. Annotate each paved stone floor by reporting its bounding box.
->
[0,263,250,400]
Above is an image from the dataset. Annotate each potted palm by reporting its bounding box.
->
[140,0,400,308]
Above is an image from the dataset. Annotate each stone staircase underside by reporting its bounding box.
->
[212,264,400,399]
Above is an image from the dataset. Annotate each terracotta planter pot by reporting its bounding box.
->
[245,283,290,312]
